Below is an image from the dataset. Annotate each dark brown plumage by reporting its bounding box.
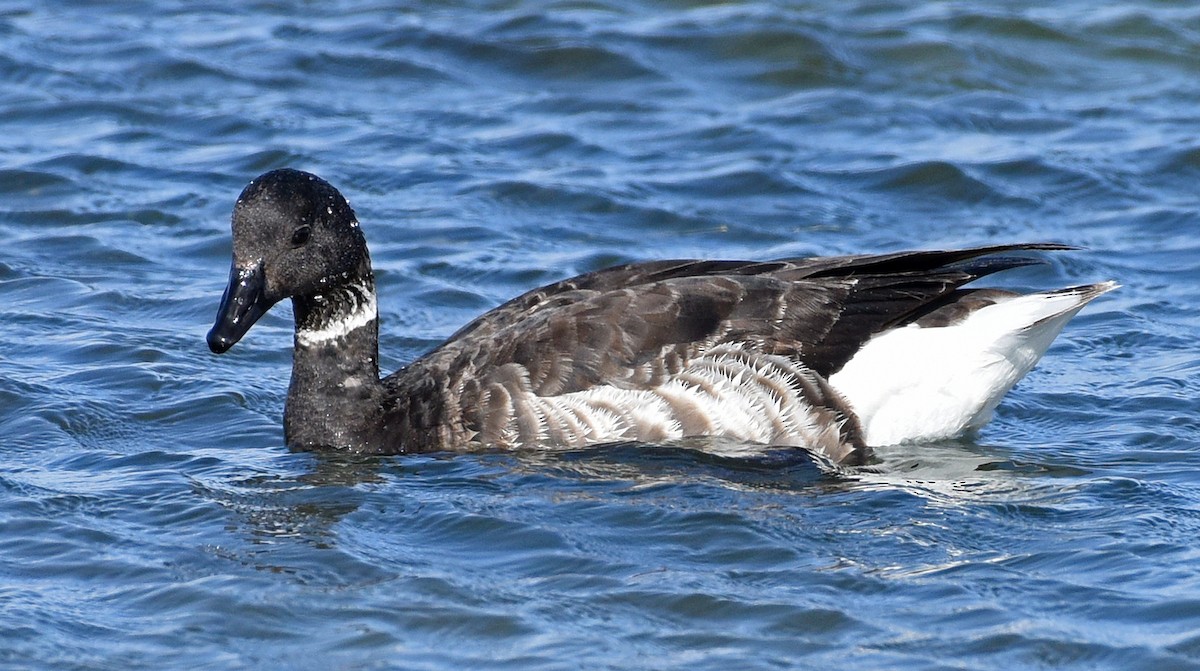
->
[208,169,1106,466]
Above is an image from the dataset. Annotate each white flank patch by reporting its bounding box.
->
[829,282,1116,447]
[487,344,848,459]
[296,286,377,347]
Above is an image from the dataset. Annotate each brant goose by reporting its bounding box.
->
[207,169,1115,466]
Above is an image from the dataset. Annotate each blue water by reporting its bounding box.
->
[1,1,1197,668]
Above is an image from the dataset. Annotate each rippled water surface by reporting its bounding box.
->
[2,1,1198,669]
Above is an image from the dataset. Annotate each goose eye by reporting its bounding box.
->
[290,225,312,247]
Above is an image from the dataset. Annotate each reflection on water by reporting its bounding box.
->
[856,438,1092,505]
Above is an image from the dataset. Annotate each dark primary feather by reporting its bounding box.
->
[404,243,1065,380]
[438,243,1070,346]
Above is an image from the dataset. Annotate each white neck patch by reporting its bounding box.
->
[296,286,377,347]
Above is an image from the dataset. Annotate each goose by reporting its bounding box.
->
[207,168,1115,466]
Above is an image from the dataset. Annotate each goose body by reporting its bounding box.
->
[207,169,1115,466]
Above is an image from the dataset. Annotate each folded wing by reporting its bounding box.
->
[389,244,1074,461]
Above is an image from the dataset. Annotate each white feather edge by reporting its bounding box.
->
[494,345,845,458]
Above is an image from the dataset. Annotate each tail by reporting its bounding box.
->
[829,281,1117,446]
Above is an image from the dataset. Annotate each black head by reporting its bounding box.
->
[207,169,369,353]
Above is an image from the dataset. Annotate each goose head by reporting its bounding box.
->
[207,169,370,354]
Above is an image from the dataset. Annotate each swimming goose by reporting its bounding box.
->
[207,168,1115,466]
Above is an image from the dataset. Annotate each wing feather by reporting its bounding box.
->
[386,244,1071,444]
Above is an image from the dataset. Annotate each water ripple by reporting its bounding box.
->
[0,1,1197,669]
